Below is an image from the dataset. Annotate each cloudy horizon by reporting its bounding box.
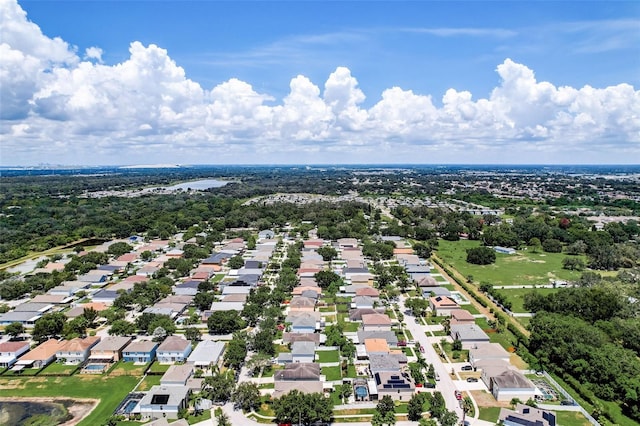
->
[1,0,639,166]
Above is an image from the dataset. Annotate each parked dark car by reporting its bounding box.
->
[466,377,478,382]
[461,365,473,371]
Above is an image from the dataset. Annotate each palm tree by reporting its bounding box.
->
[462,396,474,423]
[441,317,451,335]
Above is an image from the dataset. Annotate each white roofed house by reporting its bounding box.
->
[138,385,190,420]
[186,340,225,369]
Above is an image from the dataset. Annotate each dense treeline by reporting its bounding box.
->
[526,281,640,421]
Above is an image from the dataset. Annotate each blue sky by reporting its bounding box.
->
[1,0,639,165]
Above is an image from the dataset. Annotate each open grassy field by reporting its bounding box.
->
[0,375,138,426]
[499,287,561,312]
[436,240,586,286]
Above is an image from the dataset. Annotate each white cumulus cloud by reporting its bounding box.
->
[0,0,638,165]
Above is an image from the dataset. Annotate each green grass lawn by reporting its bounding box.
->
[461,303,480,314]
[555,410,591,426]
[319,306,335,312]
[0,374,139,426]
[403,347,414,357]
[186,408,212,425]
[478,406,501,422]
[40,362,79,375]
[346,364,357,378]
[316,350,340,363]
[136,374,161,391]
[341,322,360,332]
[499,287,561,312]
[475,317,517,351]
[322,366,342,381]
[147,361,170,374]
[437,240,587,285]
[109,361,148,376]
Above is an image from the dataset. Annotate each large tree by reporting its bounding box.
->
[207,310,245,335]
[231,382,261,411]
[272,390,333,426]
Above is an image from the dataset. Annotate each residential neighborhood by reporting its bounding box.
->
[0,225,587,426]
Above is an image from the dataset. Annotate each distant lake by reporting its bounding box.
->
[165,179,228,191]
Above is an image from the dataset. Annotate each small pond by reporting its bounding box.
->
[0,400,74,426]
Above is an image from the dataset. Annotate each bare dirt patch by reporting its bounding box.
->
[470,390,510,408]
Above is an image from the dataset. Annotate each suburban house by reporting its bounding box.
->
[449,309,476,325]
[489,370,538,401]
[374,371,415,401]
[282,333,321,346]
[361,313,392,332]
[273,362,323,398]
[429,296,459,316]
[157,336,192,364]
[186,340,225,369]
[0,341,30,367]
[288,296,316,312]
[123,340,159,363]
[469,343,511,367]
[0,311,42,327]
[499,404,556,426]
[406,265,432,282]
[450,324,491,348]
[55,336,101,365]
[90,336,133,363]
[357,330,399,347]
[416,276,438,288]
[352,295,375,309]
[364,338,390,355]
[138,385,190,420]
[291,341,316,363]
[173,281,200,296]
[289,312,319,334]
[161,364,194,386]
[16,339,65,369]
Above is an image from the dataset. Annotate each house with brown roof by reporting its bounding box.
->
[273,362,323,398]
[161,364,194,386]
[288,296,316,312]
[364,338,390,355]
[429,296,459,316]
[157,336,192,364]
[56,336,101,364]
[17,339,65,368]
[90,336,133,362]
[450,309,476,324]
[355,286,380,298]
[490,370,538,401]
[361,313,392,332]
[0,341,30,367]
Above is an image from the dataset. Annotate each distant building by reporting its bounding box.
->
[494,246,516,255]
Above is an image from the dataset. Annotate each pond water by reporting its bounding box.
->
[0,400,73,426]
[165,179,228,191]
